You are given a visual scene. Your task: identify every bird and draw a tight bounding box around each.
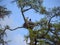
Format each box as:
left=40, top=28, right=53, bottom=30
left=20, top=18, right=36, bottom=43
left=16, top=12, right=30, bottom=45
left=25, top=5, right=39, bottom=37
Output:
left=23, top=18, right=36, bottom=29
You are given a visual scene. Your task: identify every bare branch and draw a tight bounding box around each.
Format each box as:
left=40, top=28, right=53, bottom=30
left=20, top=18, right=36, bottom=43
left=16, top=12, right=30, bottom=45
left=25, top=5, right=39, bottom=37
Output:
left=23, top=7, right=32, bottom=12
left=8, top=27, right=23, bottom=31
left=21, top=7, right=26, bottom=23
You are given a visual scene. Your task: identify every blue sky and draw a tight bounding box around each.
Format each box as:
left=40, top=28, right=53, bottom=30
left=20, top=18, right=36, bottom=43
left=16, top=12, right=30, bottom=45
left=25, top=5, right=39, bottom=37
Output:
left=0, top=0, right=60, bottom=45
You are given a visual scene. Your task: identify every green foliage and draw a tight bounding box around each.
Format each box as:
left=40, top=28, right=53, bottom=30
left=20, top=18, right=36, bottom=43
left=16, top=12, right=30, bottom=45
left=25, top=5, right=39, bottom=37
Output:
left=12, top=0, right=60, bottom=44
left=52, top=7, right=60, bottom=16
left=15, top=0, right=43, bottom=12
left=0, top=6, right=11, bottom=19
left=40, top=6, right=47, bottom=14
left=24, top=7, right=60, bottom=45
left=0, top=25, right=11, bottom=45
left=1, top=0, right=60, bottom=45
left=0, top=27, right=7, bottom=45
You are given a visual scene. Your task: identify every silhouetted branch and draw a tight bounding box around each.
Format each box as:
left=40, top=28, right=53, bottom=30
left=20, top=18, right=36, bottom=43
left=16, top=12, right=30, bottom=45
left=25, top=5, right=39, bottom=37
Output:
left=50, top=30, right=60, bottom=40
left=44, top=15, right=56, bottom=36
left=0, top=26, right=23, bottom=34
left=8, top=27, right=23, bottom=31
left=23, top=7, right=32, bottom=12
left=0, top=27, right=6, bottom=35
left=21, top=7, right=26, bottom=23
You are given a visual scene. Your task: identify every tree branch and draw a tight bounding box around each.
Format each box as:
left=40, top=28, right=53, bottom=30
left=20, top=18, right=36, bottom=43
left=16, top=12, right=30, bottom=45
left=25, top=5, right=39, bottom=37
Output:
left=8, top=27, right=23, bottom=31
left=50, top=30, right=60, bottom=39
left=44, top=15, right=56, bottom=36
left=0, top=28, right=6, bottom=35
left=0, top=26, right=23, bottom=34
left=21, top=7, right=26, bottom=23
left=23, top=7, right=32, bottom=12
